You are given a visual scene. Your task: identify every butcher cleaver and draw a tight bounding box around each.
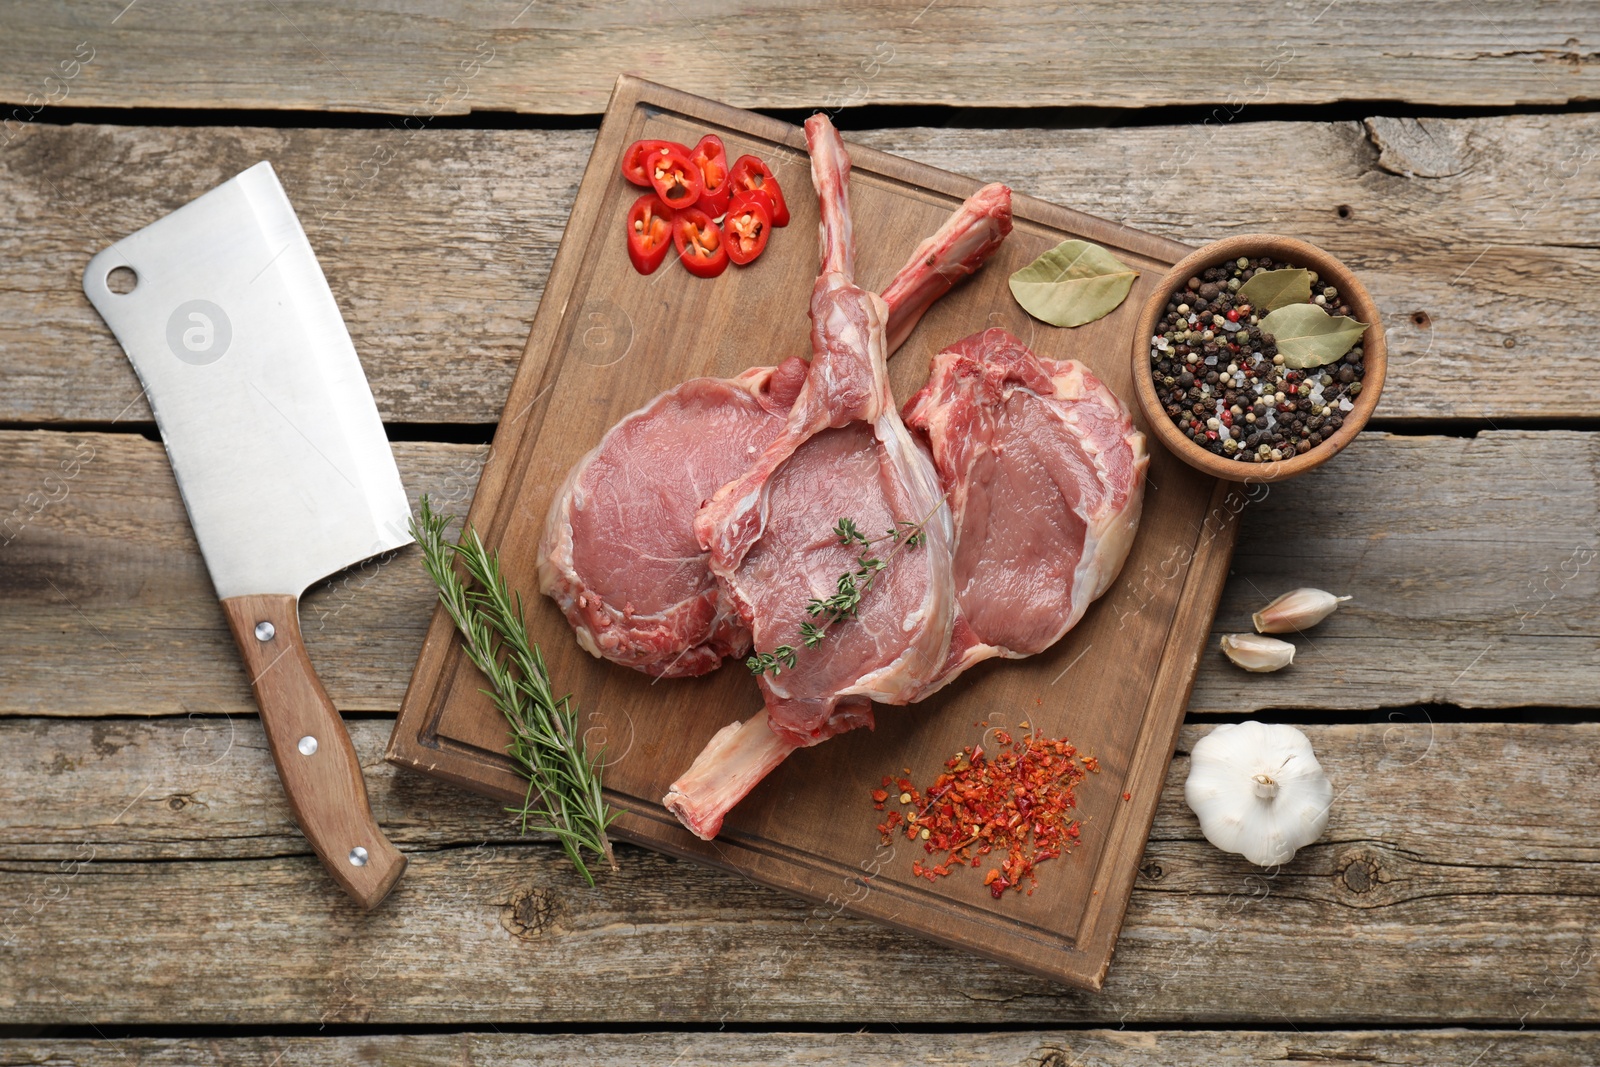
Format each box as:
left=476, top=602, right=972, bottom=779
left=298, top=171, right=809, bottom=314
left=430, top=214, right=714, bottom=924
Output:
left=83, top=161, right=410, bottom=908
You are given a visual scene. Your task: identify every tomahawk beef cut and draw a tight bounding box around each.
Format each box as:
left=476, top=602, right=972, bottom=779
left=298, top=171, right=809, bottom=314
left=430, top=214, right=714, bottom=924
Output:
left=902, top=327, right=1148, bottom=696
left=664, top=115, right=957, bottom=838
left=661, top=326, right=1147, bottom=839
left=662, top=329, right=1152, bottom=838
left=538, top=183, right=1011, bottom=678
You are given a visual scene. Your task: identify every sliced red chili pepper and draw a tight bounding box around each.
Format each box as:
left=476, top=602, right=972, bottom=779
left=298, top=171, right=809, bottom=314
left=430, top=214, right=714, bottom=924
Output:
left=625, top=192, right=674, bottom=276
left=727, top=154, right=790, bottom=227
left=671, top=206, right=727, bottom=278
left=621, top=139, right=686, bottom=187
left=723, top=191, right=771, bottom=266
left=647, top=142, right=704, bottom=208
left=689, top=134, right=732, bottom=217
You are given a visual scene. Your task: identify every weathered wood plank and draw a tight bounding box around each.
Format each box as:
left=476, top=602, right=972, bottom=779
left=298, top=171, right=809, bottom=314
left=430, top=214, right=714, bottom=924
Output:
left=1, top=717, right=1595, bottom=1023
left=2, top=115, right=1598, bottom=424
left=0, top=432, right=482, bottom=716
left=1, top=2, right=1594, bottom=115
left=0, top=124, right=570, bottom=427
left=1, top=1030, right=1594, bottom=1066
left=1, top=429, right=1594, bottom=717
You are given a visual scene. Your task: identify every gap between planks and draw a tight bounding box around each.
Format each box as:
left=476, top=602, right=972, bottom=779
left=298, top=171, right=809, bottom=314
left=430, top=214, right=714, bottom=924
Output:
left=0, top=1030, right=1596, bottom=1066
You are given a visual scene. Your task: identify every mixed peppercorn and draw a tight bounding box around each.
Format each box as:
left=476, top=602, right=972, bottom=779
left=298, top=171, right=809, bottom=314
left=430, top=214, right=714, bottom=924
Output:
left=622, top=133, right=789, bottom=278
left=873, top=728, right=1093, bottom=898
left=1149, top=257, right=1366, bottom=463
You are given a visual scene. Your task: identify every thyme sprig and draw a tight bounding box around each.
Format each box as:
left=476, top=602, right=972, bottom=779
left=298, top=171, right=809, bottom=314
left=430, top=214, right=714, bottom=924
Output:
left=412, top=495, right=617, bottom=885
left=747, top=498, right=945, bottom=677
left=747, top=645, right=798, bottom=676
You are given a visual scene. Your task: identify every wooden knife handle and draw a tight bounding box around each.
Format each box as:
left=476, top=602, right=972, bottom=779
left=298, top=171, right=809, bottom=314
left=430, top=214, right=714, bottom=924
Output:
left=221, top=593, right=406, bottom=909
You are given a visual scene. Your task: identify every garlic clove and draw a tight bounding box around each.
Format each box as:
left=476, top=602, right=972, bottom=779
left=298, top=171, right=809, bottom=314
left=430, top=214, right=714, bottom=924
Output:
left=1220, top=632, right=1295, bottom=672
left=1252, top=587, right=1351, bottom=634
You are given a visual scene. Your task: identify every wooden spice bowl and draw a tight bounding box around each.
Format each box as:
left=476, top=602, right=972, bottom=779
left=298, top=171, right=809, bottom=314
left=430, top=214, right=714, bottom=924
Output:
left=1128, top=234, right=1385, bottom=483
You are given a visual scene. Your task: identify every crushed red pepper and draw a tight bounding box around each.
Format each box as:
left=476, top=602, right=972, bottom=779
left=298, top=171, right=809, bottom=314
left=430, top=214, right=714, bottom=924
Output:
left=874, top=730, right=1090, bottom=898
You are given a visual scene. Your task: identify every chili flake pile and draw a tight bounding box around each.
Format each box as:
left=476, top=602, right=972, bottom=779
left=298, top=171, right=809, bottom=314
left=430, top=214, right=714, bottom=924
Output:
left=873, top=730, right=1093, bottom=898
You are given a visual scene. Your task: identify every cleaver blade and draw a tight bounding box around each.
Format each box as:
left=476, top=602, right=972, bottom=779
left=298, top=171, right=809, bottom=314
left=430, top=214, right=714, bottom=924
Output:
left=84, top=161, right=410, bottom=909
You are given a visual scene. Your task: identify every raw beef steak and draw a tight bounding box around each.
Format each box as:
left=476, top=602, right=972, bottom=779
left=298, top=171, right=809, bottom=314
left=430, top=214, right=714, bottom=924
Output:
left=537, top=359, right=807, bottom=677
left=664, top=116, right=957, bottom=838
left=902, top=327, right=1148, bottom=695
left=539, top=184, right=1010, bottom=678
left=661, top=331, right=1146, bottom=840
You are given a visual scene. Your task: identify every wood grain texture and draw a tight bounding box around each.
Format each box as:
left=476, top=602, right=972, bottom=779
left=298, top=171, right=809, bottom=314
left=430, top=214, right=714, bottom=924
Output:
left=2, top=114, right=1598, bottom=424
left=0, top=1, right=1595, bottom=114
left=0, top=1030, right=1594, bottom=1066
left=1, top=717, right=1594, bottom=1024
left=0, top=432, right=485, bottom=717
left=219, top=592, right=406, bottom=908
left=2, top=428, right=1593, bottom=719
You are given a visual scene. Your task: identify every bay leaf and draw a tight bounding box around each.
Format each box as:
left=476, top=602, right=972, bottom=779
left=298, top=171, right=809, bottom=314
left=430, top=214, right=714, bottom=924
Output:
left=1259, top=303, right=1370, bottom=369
left=1008, top=239, right=1138, bottom=327
left=1236, top=267, right=1314, bottom=311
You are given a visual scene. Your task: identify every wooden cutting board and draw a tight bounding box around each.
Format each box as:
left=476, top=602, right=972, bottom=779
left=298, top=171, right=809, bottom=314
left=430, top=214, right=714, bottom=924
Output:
left=388, top=75, right=1242, bottom=991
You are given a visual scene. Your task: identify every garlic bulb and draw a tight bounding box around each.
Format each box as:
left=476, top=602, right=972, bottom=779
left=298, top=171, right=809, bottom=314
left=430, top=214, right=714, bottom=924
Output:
left=1253, top=588, right=1350, bottom=633
left=1185, top=721, right=1333, bottom=866
left=1220, top=632, right=1295, bottom=672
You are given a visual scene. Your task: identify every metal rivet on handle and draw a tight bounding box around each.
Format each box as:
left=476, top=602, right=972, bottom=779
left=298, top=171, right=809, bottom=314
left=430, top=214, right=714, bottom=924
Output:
left=348, top=846, right=369, bottom=867
left=254, top=621, right=275, bottom=642
left=297, top=735, right=318, bottom=756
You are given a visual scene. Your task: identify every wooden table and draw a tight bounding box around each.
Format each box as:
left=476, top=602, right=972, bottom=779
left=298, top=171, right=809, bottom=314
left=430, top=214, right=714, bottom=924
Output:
left=2, top=3, right=1597, bottom=1062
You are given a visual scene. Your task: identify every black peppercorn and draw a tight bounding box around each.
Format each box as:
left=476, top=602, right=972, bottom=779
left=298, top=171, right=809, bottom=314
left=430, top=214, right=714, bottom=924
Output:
left=1149, top=254, right=1360, bottom=463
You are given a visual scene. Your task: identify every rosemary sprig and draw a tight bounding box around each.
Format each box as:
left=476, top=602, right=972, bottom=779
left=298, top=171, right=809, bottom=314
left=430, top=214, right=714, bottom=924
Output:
left=411, top=495, right=617, bottom=884
left=747, top=498, right=946, bottom=676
